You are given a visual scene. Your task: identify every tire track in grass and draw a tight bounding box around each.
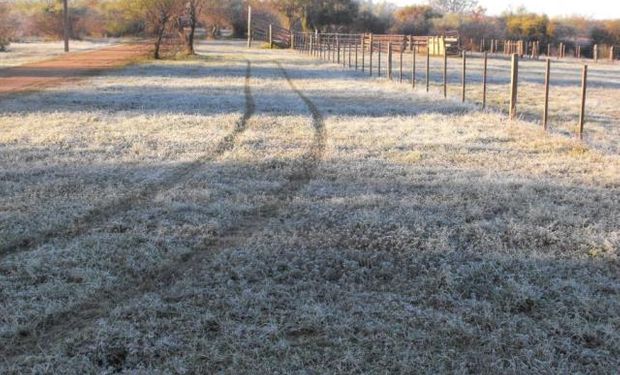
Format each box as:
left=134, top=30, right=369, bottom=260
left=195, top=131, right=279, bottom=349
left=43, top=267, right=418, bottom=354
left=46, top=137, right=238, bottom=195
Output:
left=0, top=60, right=256, bottom=260
left=0, top=60, right=327, bottom=363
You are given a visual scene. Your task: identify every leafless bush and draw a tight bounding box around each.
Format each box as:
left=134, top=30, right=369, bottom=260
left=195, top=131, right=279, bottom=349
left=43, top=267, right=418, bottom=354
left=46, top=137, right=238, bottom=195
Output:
left=0, top=2, right=15, bottom=51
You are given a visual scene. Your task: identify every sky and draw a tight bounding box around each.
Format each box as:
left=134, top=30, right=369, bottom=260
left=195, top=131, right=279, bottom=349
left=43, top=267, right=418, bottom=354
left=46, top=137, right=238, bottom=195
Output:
left=389, top=0, right=620, bottom=19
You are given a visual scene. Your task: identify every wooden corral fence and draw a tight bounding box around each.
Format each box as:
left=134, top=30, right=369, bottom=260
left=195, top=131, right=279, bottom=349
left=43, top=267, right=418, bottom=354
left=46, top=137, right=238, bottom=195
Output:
left=480, top=38, right=618, bottom=62
left=247, top=11, right=291, bottom=49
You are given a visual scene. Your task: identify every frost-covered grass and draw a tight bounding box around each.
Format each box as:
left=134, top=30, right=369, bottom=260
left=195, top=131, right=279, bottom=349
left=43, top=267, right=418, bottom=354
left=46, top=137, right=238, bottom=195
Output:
left=0, top=40, right=117, bottom=68
left=0, top=41, right=619, bottom=373
left=360, top=50, right=620, bottom=153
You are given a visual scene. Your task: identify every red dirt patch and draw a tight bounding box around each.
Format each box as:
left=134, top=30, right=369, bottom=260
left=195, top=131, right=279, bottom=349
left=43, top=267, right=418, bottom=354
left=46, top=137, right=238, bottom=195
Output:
left=0, top=43, right=152, bottom=96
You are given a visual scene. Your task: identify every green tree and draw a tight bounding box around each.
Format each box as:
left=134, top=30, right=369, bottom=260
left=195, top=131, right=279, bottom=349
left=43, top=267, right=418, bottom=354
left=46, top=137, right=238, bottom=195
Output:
left=307, top=0, right=358, bottom=31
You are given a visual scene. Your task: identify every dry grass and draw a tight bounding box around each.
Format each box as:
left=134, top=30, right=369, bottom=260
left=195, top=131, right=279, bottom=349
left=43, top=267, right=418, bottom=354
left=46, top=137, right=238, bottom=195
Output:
left=0, top=40, right=618, bottom=373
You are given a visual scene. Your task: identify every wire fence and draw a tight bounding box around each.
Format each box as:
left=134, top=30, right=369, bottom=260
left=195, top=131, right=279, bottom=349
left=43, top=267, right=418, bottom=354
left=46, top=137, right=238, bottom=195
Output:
left=246, top=13, right=618, bottom=147
left=286, top=31, right=617, bottom=143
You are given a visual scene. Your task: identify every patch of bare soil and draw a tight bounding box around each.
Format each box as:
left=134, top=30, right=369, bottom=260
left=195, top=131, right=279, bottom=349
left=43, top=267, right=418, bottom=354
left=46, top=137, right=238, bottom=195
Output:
left=0, top=44, right=151, bottom=95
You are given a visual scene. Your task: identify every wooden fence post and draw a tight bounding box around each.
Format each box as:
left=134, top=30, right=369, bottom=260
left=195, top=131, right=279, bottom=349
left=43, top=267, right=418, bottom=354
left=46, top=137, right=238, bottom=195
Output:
left=594, top=44, right=598, bottom=62
left=399, top=47, right=403, bottom=83
left=327, top=36, right=330, bottom=60
left=315, top=34, right=318, bottom=56
left=361, top=36, right=365, bottom=72
left=482, top=52, right=487, bottom=109
left=388, top=42, right=393, bottom=79
left=610, top=46, right=615, bottom=62
left=63, top=0, right=69, bottom=52
left=326, top=37, right=330, bottom=60
left=268, top=24, right=273, bottom=49
left=563, top=43, right=567, bottom=58
left=412, top=45, right=416, bottom=89
left=461, top=51, right=466, bottom=102
left=369, top=34, right=373, bottom=76
left=443, top=49, right=447, bottom=98
left=368, top=34, right=373, bottom=76
left=509, top=53, right=519, bottom=120
left=348, top=39, right=352, bottom=67
left=543, top=58, right=551, bottom=130
left=337, top=37, right=340, bottom=64
left=348, top=38, right=351, bottom=66
left=378, top=42, right=382, bottom=77
left=247, top=6, right=252, bottom=48
left=579, top=64, right=588, bottom=139
left=314, top=32, right=317, bottom=56
left=426, top=37, right=430, bottom=92
left=355, top=38, right=358, bottom=70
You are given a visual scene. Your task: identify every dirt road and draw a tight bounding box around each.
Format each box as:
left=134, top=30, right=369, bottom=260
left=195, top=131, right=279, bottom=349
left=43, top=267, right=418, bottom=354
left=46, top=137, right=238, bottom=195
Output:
left=0, top=43, right=151, bottom=95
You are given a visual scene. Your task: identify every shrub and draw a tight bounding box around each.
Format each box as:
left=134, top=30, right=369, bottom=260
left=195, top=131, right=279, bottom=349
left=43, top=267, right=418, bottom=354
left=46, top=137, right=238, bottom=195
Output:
left=0, top=2, right=13, bottom=51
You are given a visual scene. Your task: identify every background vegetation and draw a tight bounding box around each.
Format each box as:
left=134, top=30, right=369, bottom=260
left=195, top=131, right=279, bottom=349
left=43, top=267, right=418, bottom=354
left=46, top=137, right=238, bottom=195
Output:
left=1, top=0, right=619, bottom=56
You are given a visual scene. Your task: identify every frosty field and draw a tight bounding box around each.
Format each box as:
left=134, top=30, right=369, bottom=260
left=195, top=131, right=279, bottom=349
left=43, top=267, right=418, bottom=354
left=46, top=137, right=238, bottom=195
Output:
left=0, top=40, right=618, bottom=373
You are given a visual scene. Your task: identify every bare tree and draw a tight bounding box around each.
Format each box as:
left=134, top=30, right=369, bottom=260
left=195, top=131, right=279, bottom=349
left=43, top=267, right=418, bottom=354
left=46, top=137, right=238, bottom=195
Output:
left=176, top=0, right=204, bottom=55
left=63, top=0, right=69, bottom=52
left=143, top=0, right=179, bottom=59
left=429, top=0, right=478, bottom=14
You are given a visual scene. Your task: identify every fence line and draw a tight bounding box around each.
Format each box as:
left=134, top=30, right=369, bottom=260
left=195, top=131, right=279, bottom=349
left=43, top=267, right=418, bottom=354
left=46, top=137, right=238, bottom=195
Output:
left=284, top=31, right=599, bottom=141
left=248, top=23, right=606, bottom=140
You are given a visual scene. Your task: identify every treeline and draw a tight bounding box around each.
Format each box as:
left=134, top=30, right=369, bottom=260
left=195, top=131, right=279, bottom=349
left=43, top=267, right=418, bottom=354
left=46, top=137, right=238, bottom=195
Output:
left=2, top=0, right=620, bottom=55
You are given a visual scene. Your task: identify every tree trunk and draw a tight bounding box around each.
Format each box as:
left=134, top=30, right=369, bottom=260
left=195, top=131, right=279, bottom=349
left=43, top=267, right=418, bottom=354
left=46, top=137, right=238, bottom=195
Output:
left=154, top=24, right=166, bottom=59
left=186, top=4, right=197, bottom=55
left=187, top=22, right=196, bottom=55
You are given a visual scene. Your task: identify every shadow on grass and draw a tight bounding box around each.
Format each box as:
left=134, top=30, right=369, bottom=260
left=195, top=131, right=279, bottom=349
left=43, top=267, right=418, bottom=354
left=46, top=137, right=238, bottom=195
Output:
left=0, top=150, right=618, bottom=372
